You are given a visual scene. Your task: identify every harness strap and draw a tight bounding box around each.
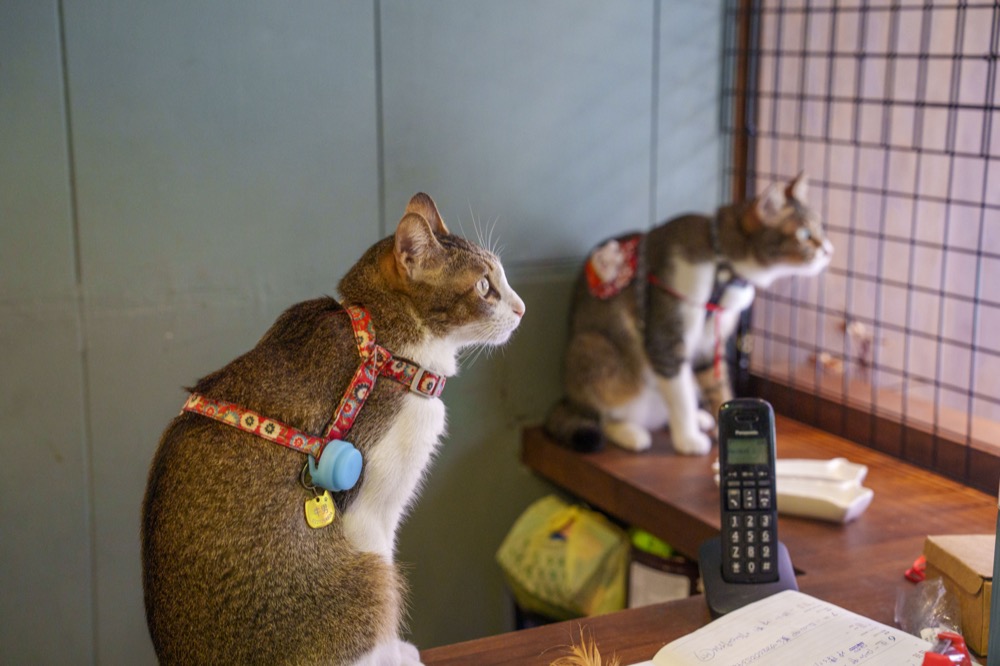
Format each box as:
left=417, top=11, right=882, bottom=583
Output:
left=647, top=273, right=728, bottom=379
left=182, top=304, right=445, bottom=461
left=182, top=393, right=327, bottom=458
left=347, top=305, right=445, bottom=397
left=325, top=306, right=445, bottom=439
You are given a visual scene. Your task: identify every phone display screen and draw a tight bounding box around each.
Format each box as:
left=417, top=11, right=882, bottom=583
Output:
left=726, top=436, right=769, bottom=465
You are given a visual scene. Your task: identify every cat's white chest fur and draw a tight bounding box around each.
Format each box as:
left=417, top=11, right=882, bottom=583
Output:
left=670, top=257, right=757, bottom=350
left=341, top=394, right=446, bottom=561
left=695, top=281, right=756, bottom=362
left=337, top=263, right=523, bottom=562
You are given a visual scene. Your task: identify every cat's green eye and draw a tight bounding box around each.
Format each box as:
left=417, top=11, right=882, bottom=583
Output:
left=795, top=227, right=811, bottom=242
left=476, top=277, right=490, bottom=297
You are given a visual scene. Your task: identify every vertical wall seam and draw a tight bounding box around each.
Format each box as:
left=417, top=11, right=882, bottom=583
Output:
left=58, top=3, right=83, bottom=288
left=374, top=0, right=386, bottom=237
left=56, top=1, right=98, bottom=664
left=649, top=0, right=661, bottom=227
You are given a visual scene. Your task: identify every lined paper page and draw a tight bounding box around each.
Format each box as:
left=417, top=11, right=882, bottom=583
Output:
left=650, top=590, right=928, bottom=666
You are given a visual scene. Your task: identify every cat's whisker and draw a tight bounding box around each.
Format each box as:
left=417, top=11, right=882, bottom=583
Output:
left=454, top=212, right=468, bottom=239
left=458, top=343, right=488, bottom=370
left=488, top=216, right=500, bottom=256
left=469, top=204, right=486, bottom=250
left=459, top=323, right=516, bottom=368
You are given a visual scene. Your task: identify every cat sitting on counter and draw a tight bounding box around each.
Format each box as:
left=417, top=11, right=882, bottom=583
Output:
left=546, top=174, right=832, bottom=455
left=142, top=193, right=524, bottom=665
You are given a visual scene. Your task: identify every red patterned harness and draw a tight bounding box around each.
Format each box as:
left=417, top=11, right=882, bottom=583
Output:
left=182, top=305, right=445, bottom=463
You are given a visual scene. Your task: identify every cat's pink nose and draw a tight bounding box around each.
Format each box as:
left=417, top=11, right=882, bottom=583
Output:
left=512, top=300, right=525, bottom=318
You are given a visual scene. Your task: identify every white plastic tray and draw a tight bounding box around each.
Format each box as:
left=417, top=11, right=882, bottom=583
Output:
left=775, top=457, right=868, bottom=485
left=712, top=457, right=874, bottom=523
left=776, top=477, right=874, bottom=523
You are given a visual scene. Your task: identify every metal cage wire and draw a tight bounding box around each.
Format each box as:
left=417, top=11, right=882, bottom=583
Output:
left=723, top=0, right=1000, bottom=492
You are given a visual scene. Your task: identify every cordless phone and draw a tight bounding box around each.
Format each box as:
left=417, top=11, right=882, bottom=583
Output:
left=718, top=398, right=780, bottom=584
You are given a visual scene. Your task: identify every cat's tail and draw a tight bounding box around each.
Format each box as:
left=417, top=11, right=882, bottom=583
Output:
left=544, top=398, right=604, bottom=453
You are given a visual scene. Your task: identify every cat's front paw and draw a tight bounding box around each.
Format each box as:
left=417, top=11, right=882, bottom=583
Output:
left=398, top=640, right=423, bottom=665
left=356, top=638, right=424, bottom=665
left=603, top=421, right=652, bottom=452
left=672, top=429, right=711, bottom=456
left=696, top=409, right=716, bottom=433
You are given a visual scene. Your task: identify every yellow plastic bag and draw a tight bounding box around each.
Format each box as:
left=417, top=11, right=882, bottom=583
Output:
left=496, top=495, right=629, bottom=621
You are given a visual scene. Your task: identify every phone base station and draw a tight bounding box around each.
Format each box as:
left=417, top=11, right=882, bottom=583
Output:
left=699, top=536, right=798, bottom=617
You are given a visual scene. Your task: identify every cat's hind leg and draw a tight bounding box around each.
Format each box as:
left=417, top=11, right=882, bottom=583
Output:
left=555, top=329, right=648, bottom=452
left=601, top=370, right=670, bottom=452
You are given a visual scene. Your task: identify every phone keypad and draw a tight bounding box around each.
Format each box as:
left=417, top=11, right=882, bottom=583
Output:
left=722, top=470, right=778, bottom=582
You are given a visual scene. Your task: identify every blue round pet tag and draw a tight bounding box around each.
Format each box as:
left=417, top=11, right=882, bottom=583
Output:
left=308, top=440, right=362, bottom=492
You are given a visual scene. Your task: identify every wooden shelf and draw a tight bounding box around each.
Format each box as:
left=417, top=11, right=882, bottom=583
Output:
left=422, top=417, right=996, bottom=665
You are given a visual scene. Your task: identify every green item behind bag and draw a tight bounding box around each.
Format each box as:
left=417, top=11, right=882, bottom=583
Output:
left=629, top=527, right=674, bottom=559
left=496, top=495, right=629, bottom=621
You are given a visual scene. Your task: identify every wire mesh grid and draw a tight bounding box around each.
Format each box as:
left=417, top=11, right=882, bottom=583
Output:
left=722, top=0, right=1000, bottom=491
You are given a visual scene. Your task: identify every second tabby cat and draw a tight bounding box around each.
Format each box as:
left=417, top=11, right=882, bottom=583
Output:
left=546, top=174, right=831, bottom=455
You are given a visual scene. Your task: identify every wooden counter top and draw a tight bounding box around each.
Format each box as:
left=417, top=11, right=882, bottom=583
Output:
left=422, top=416, right=996, bottom=665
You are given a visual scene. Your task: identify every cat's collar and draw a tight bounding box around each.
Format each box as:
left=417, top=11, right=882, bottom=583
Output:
left=336, top=305, right=446, bottom=402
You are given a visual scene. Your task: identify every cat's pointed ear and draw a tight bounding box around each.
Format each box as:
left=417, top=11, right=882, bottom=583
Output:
left=405, top=193, right=449, bottom=235
left=394, top=212, right=444, bottom=280
left=786, top=172, right=809, bottom=203
left=744, top=181, right=787, bottom=233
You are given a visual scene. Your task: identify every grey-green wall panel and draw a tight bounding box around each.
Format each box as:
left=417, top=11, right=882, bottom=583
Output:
left=380, top=1, right=660, bottom=646
left=58, top=1, right=381, bottom=662
left=0, top=1, right=727, bottom=660
left=61, top=1, right=380, bottom=305
left=380, top=0, right=656, bottom=264
left=0, top=307, right=93, bottom=663
left=1, top=0, right=76, bottom=300
left=397, top=272, right=574, bottom=647
left=656, top=1, right=725, bottom=221
left=0, top=2, right=94, bottom=664
left=86, top=302, right=283, bottom=665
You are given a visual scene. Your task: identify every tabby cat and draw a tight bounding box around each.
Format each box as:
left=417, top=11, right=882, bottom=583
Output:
left=546, top=174, right=831, bottom=455
left=142, top=193, right=524, bottom=665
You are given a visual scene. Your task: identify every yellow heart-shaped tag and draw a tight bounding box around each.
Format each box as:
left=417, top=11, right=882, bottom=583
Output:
left=305, top=491, right=335, bottom=529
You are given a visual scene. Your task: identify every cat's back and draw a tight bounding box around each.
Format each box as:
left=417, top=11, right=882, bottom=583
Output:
left=141, top=298, right=403, bottom=665
left=645, top=212, right=716, bottom=266
left=142, top=297, right=364, bottom=537
left=568, top=213, right=715, bottom=320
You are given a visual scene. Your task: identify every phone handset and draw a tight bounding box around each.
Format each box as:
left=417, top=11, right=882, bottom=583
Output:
left=699, top=398, right=798, bottom=616
left=718, top=398, right=780, bottom=583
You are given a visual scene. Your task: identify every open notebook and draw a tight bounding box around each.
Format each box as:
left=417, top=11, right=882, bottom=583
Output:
left=630, top=590, right=929, bottom=666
